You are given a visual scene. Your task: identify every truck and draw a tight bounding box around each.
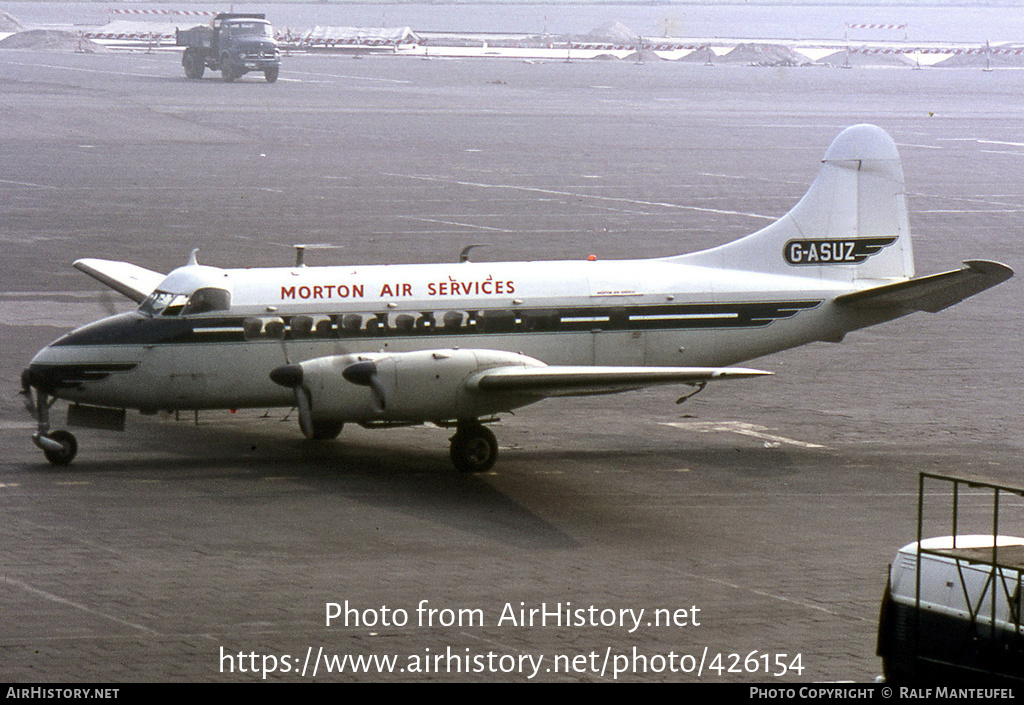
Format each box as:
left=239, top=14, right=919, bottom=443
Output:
left=176, top=13, right=281, bottom=83
left=877, top=473, right=1024, bottom=683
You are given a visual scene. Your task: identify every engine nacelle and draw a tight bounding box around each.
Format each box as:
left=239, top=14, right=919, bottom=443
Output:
left=272, top=349, right=546, bottom=424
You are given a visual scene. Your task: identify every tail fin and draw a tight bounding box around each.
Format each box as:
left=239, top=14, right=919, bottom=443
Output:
left=674, top=124, right=914, bottom=282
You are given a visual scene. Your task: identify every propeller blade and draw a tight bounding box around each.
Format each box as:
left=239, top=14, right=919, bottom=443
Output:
left=269, top=363, right=316, bottom=437
left=295, top=386, right=314, bottom=439
left=342, top=360, right=386, bottom=412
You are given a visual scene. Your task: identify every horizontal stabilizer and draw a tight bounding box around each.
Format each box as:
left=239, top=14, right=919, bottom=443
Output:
left=74, top=258, right=166, bottom=303
left=834, top=260, right=1013, bottom=313
left=469, top=366, right=771, bottom=398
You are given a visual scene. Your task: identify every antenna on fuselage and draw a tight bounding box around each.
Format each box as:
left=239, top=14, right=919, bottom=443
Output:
left=188, top=248, right=200, bottom=266
left=293, top=243, right=343, bottom=267
left=459, top=244, right=490, bottom=262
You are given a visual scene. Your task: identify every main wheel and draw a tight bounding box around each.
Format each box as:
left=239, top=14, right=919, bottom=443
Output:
left=264, top=67, right=279, bottom=83
left=449, top=424, right=498, bottom=473
left=308, top=419, right=343, bottom=441
left=42, top=430, right=77, bottom=466
left=182, top=49, right=205, bottom=79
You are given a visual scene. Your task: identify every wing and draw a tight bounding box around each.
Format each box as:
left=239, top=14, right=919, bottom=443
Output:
left=468, top=365, right=771, bottom=398
left=835, top=260, right=1013, bottom=314
left=73, top=258, right=166, bottom=303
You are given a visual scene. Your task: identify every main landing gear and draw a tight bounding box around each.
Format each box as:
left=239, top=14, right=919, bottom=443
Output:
left=21, top=375, right=78, bottom=466
left=449, top=422, right=498, bottom=474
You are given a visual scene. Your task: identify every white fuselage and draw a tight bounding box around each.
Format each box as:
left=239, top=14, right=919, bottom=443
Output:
left=29, top=256, right=870, bottom=413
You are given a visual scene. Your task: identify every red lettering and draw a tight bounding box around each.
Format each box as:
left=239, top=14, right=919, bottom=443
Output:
left=380, top=284, right=393, bottom=297
left=313, top=286, right=323, bottom=298
left=281, top=286, right=296, bottom=299
left=402, top=283, right=412, bottom=296
left=421, top=280, right=516, bottom=296
left=298, top=286, right=311, bottom=299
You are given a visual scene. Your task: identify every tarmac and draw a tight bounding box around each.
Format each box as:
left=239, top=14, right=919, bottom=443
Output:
left=0, top=49, right=1021, bottom=682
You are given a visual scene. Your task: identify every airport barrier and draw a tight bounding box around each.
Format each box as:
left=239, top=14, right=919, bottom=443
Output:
left=70, top=18, right=1024, bottom=66
left=108, top=9, right=218, bottom=17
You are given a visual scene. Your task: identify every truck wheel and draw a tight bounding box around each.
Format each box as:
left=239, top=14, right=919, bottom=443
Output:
left=264, top=67, right=279, bottom=83
left=182, top=49, right=205, bottom=79
left=221, top=56, right=237, bottom=82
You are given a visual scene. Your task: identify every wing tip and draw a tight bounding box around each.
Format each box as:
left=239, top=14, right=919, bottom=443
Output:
left=72, top=258, right=165, bottom=304
left=963, top=259, right=1014, bottom=283
left=713, top=368, right=773, bottom=379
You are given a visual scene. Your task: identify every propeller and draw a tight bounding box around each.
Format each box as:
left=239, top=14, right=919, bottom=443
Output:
left=269, top=363, right=314, bottom=438
left=268, top=313, right=359, bottom=435
left=341, top=360, right=387, bottom=413
left=270, top=322, right=309, bottom=429
left=98, top=288, right=118, bottom=317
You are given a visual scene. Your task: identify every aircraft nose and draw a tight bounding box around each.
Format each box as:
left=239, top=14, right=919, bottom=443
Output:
left=24, top=359, right=140, bottom=392
left=269, top=363, right=303, bottom=388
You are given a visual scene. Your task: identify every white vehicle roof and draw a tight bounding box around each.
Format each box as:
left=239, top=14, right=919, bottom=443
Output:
left=899, top=535, right=1024, bottom=554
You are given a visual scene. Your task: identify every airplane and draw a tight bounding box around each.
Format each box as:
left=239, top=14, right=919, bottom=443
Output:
left=21, top=124, right=1013, bottom=472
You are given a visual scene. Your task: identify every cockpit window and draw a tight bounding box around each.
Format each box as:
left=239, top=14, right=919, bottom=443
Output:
left=224, top=21, right=273, bottom=37
left=139, top=290, right=189, bottom=317
left=181, top=287, right=231, bottom=316
left=139, top=288, right=230, bottom=317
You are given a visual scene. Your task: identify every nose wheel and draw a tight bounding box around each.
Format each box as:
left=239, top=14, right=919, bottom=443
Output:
left=22, top=375, right=78, bottom=466
left=449, top=422, right=498, bottom=473
left=36, top=430, right=78, bottom=466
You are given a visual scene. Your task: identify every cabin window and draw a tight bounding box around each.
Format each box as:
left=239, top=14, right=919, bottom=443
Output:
left=394, top=314, right=414, bottom=333
left=242, top=316, right=285, bottom=340
left=481, top=309, right=516, bottom=333
left=313, top=316, right=335, bottom=338
left=416, top=312, right=435, bottom=331
left=243, top=318, right=264, bottom=340
left=608, top=307, right=629, bottom=328
left=263, top=318, right=286, bottom=339
left=521, top=309, right=560, bottom=332
left=365, top=314, right=388, bottom=335
left=286, top=314, right=334, bottom=339
left=289, top=315, right=315, bottom=337
left=340, top=313, right=362, bottom=333
left=442, top=311, right=463, bottom=330
left=181, top=287, right=231, bottom=316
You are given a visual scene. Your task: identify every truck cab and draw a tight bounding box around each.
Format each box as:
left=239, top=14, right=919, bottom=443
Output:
left=177, top=13, right=281, bottom=83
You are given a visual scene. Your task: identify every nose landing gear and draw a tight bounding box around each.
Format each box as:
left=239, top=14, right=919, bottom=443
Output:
left=21, top=372, right=78, bottom=466
left=35, top=429, right=78, bottom=466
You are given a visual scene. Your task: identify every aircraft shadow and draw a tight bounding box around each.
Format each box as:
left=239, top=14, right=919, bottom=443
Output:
left=43, top=421, right=580, bottom=549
